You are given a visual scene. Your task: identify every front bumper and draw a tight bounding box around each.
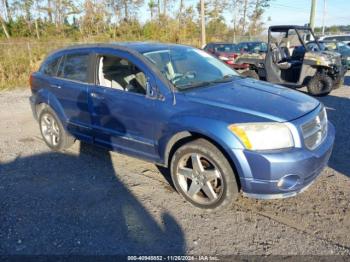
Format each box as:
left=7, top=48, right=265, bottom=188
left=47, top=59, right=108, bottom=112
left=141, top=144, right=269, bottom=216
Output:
left=232, top=122, right=335, bottom=199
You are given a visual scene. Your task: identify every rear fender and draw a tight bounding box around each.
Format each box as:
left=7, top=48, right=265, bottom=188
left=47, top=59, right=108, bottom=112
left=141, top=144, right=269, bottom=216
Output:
left=33, top=89, right=68, bottom=126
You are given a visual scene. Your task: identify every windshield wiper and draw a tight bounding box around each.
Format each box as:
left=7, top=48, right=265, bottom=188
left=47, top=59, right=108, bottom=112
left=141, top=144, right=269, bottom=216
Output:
left=176, top=81, right=214, bottom=90
left=212, top=74, right=239, bottom=83
left=176, top=75, right=239, bottom=91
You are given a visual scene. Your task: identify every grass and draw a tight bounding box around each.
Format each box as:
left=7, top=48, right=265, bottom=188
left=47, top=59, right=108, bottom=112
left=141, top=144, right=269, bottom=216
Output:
left=0, top=40, right=73, bottom=90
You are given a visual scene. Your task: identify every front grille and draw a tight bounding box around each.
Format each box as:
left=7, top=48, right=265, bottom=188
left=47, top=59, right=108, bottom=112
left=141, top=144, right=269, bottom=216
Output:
left=301, top=107, right=328, bottom=150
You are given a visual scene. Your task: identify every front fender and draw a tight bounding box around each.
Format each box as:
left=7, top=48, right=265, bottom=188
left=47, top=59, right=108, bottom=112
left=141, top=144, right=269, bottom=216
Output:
left=159, top=116, right=245, bottom=168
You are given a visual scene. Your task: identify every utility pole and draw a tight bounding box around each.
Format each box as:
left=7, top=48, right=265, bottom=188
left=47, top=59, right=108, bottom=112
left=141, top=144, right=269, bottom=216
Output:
left=200, top=0, right=206, bottom=47
left=309, top=0, right=317, bottom=31
left=322, top=0, right=326, bottom=35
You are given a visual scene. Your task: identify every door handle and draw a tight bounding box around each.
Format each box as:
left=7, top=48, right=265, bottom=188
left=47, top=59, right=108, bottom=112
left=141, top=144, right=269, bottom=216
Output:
left=90, top=92, right=104, bottom=100
left=50, top=84, right=61, bottom=89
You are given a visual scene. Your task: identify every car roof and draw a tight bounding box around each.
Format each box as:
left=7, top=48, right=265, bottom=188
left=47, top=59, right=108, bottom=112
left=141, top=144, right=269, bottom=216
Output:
left=206, top=42, right=236, bottom=45
left=321, top=34, right=350, bottom=38
left=269, top=25, right=310, bottom=32
left=238, top=41, right=265, bottom=44
left=308, top=40, right=338, bottom=44
left=50, top=42, right=192, bottom=56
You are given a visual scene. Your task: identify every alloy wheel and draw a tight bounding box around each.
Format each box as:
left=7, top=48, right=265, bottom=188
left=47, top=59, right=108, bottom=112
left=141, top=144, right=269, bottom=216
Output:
left=40, top=113, right=60, bottom=147
left=176, top=153, right=224, bottom=205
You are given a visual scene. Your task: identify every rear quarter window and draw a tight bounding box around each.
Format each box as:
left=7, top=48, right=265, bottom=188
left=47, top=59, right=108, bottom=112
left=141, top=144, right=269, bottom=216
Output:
left=40, top=56, right=62, bottom=76
left=58, top=53, right=89, bottom=82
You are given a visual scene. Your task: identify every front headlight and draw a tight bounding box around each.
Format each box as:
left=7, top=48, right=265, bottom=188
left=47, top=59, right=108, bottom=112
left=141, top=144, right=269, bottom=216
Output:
left=228, top=123, right=294, bottom=150
left=346, top=56, right=350, bottom=61
left=218, top=56, right=229, bottom=61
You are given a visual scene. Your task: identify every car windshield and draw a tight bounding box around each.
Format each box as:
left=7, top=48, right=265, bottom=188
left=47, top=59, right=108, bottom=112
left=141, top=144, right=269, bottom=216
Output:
left=239, top=42, right=265, bottom=52
left=143, top=47, right=239, bottom=91
left=214, top=44, right=239, bottom=53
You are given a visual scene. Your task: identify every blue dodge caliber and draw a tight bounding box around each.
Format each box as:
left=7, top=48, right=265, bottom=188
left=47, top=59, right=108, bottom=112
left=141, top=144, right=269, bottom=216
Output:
left=29, top=43, right=335, bottom=210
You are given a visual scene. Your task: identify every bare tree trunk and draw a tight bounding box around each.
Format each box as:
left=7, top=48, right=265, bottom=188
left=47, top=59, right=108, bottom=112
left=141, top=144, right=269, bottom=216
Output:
left=157, top=0, right=161, bottom=20
left=47, top=0, right=53, bottom=23
left=163, top=0, right=167, bottom=16
left=34, top=19, right=40, bottom=39
left=179, top=0, right=184, bottom=20
left=0, top=15, right=10, bottom=39
left=124, top=1, right=128, bottom=20
left=2, top=0, right=11, bottom=21
left=200, top=0, right=206, bottom=47
left=242, top=0, right=248, bottom=34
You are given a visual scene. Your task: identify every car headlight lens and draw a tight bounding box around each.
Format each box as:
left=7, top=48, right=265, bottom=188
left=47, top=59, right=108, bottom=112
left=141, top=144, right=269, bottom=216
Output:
left=347, top=56, right=350, bottom=61
left=218, top=56, right=229, bottom=61
left=228, top=123, right=294, bottom=150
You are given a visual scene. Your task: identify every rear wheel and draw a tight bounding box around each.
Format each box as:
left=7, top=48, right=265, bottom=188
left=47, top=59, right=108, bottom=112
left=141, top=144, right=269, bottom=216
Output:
left=307, top=73, right=332, bottom=96
left=241, top=70, right=259, bottom=80
left=170, top=139, right=239, bottom=211
left=39, top=107, right=75, bottom=151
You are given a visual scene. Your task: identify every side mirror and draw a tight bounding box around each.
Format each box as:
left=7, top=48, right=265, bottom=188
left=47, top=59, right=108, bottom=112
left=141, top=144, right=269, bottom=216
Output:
left=146, top=80, right=163, bottom=100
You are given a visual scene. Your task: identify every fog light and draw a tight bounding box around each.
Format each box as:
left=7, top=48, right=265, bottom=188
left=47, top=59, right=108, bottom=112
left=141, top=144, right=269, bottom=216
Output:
left=277, top=174, right=300, bottom=190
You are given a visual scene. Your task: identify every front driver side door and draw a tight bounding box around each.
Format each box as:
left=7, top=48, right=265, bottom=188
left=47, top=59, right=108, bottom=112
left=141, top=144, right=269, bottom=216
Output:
left=89, top=50, right=160, bottom=162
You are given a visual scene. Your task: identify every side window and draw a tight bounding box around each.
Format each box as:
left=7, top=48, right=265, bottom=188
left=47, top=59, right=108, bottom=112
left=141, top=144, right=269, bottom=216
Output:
left=41, top=56, right=61, bottom=77
left=58, top=53, right=89, bottom=82
left=97, top=55, right=147, bottom=95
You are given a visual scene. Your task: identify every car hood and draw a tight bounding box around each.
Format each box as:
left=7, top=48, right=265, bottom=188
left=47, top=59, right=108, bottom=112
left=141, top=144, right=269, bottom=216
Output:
left=184, top=78, right=320, bottom=122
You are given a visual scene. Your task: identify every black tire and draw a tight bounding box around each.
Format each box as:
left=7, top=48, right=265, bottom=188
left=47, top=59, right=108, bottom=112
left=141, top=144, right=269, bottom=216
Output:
left=241, top=70, right=259, bottom=80
left=170, top=138, right=239, bottom=211
left=307, top=73, right=333, bottom=96
left=39, top=106, right=75, bottom=151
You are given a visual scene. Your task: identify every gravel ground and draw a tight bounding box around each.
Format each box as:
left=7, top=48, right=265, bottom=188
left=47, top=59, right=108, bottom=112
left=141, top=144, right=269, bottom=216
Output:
left=0, top=77, right=350, bottom=256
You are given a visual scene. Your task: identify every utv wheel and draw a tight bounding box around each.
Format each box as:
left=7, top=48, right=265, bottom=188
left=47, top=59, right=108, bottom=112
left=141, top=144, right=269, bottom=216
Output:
left=170, top=139, right=239, bottom=211
left=39, top=107, right=75, bottom=151
left=307, top=73, right=332, bottom=96
left=241, top=70, right=259, bottom=80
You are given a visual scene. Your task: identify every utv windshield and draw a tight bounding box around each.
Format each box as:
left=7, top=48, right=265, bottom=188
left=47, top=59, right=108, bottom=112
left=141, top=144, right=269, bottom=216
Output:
left=270, top=28, right=318, bottom=49
left=143, top=47, right=239, bottom=91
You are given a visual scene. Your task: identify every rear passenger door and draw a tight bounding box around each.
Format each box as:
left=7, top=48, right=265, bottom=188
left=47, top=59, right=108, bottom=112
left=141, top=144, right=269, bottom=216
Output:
left=89, top=50, right=158, bottom=161
left=52, top=52, right=93, bottom=141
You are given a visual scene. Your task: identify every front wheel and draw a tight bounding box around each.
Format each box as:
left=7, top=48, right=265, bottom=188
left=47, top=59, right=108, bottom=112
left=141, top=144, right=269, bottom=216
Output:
left=307, top=73, right=332, bottom=96
left=170, top=139, right=239, bottom=211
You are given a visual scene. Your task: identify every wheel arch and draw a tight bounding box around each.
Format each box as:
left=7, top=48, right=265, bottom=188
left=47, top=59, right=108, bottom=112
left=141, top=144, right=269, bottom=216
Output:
left=163, top=130, right=243, bottom=190
left=33, top=89, right=68, bottom=125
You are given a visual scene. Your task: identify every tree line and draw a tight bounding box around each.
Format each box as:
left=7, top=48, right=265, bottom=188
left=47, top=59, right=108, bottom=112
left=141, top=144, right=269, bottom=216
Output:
left=0, top=0, right=271, bottom=43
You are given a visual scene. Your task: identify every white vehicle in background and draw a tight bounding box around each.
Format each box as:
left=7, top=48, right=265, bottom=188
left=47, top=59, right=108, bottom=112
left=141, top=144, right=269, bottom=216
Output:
left=319, top=35, right=350, bottom=46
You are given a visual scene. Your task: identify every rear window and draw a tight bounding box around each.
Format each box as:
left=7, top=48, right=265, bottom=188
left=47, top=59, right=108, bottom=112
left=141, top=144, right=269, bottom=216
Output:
left=58, top=53, right=89, bottom=82
left=214, top=44, right=239, bottom=52
left=41, top=56, right=61, bottom=76
left=324, top=36, right=350, bottom=42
